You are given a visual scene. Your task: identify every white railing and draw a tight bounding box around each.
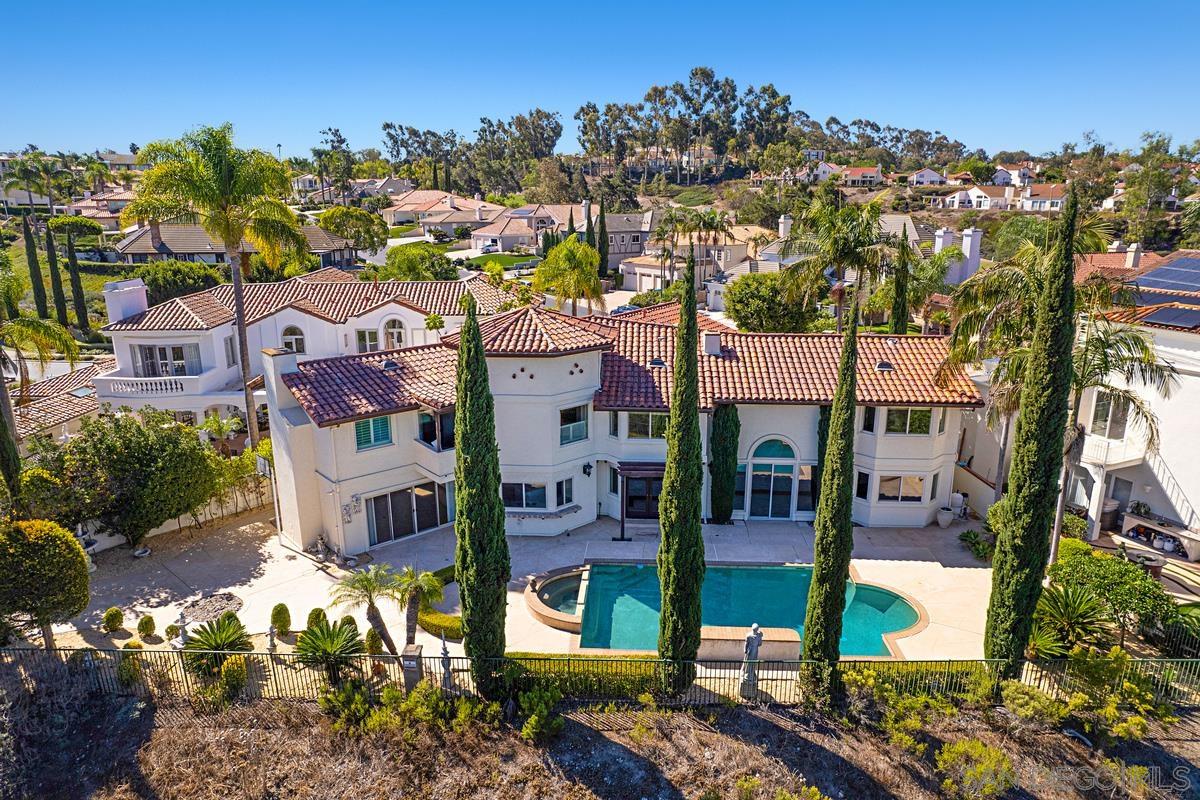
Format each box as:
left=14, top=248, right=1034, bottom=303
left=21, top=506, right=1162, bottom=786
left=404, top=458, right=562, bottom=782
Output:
left=93, top=373, right=202, bottom=397
left=1080, top=434, right=1146, bottom=467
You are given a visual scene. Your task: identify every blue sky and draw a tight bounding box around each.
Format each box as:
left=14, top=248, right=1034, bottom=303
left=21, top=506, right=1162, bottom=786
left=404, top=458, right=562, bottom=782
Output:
left=7, top=0, right=1198, bottom=159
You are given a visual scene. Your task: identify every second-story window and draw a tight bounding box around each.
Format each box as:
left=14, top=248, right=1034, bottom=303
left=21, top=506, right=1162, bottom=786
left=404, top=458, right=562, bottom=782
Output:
left=134, top=344, right=201, bottom=378
left=281, top=325, right=306, bottom=354
left=418, top=410, right=455, bottom=451
left=628, top=412, right=668, bottom=439
left=356, top=329, right=379, bottom=353
left=384, top=319, right=405, bottom=350
left=559, top=405, right=588, bottom=445
left=1090, top=391, right=1129, bottom=440
left=885, top=408, right=932, bottom=435
left=223, top=335, right=238, bottom=367
left=354, top=416, right=392, bottom=450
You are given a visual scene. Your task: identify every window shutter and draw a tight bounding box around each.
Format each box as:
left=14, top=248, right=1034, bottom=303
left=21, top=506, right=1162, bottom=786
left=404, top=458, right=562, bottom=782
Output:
left=372, top=416, right=390, bottom=444
left=355, top=420, right=372, bottom=449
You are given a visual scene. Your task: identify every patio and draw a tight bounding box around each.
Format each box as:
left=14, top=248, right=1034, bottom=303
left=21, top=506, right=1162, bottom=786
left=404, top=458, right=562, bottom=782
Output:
left=59, top=512, right=991, bottom=661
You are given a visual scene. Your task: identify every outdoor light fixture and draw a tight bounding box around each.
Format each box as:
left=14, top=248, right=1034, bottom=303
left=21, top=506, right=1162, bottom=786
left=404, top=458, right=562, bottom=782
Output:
left=582, top=462, right=593, bottom=477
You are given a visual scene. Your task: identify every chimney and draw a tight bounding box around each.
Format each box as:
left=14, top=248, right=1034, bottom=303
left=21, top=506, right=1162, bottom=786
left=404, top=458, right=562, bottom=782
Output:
left=1107, top=239, right=1127, bottom=253
left=149, top=220, right=162, bottom=249
left=778, top=214, right=793, bottom=239
left=445, top=195, right=457, bottom=210
left=933, top=227, right=955, bottom=254
left=475, top=205, right=484, bottom=221
left=1125, top=243, right=1142, bottom=271
left=961, top=227, right=982, bottom=277
left=703, top=331, right=722, bottom=356
left=474, top=193, right=482, bottom=201
left=102, top=277, right=149, bottom=323
left=581, top=198, right=591, bottom=222
left=261, top=347, right=300, bottom=414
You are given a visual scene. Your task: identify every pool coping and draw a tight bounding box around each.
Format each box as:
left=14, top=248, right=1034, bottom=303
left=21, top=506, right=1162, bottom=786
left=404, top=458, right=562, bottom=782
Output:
left=529, top=557, right=931, bottom=660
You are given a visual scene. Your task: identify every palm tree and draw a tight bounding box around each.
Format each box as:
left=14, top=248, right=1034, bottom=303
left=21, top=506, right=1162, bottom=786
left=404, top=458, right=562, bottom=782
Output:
left=779, top=184, right=886, bottom=332
left=875, top=232, right=961, bottom=334
left=0, top=265, right=78, bottom=442
left=121, top=124, right=305, bottom=446
left=394, top=565, right=444, bottom=646
left=330, top=563, right=402, bottom=655
left=533, top=237, right=606, bottom=316
left=32, top=154, right=68, bottom=217
left=1034, top=582, right=1110, bottom=649
left=199, top=411, right=244, bottom=457
left=82, top=155, right=114, bottom=194
left=295, top=618, right=364, bottom=685
left=2, top=156, right=40, bottom=214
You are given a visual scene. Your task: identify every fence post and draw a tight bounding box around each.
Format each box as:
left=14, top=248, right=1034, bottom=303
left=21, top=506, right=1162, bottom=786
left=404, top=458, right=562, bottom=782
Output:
left=401, top=644, right=423, bottom=692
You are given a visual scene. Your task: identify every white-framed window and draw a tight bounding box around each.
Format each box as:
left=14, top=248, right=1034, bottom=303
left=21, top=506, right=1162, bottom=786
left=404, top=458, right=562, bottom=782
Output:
left=556, top=478, right=574, bottom=507
left=502, top=482, right=546, bottom=509
left=855, top=471, right=870, bottom=500
left=559, top=404, right=589, bottom=445
left=878, top=474, right=925, bottom=503
left=354, top=416, right=392, bottom=450
left=628, top=412, right=668, bottom=439
left=609, top=466, right=619, bottom=495
left=861, top=406, right=876, bottom=433
left=1090, top=391, right=1129, bottom=440
left=885, top=408, right=932, bottom=435
left=281, top=325, right=306, bottom=354
left=930, top=471, right=941, bottom=503
left=383, top=319, right=405, bottom=350
left=608, top=234, right=615, bottom=244
left=631, top=234, right=640, bottom=244
left=356, top=329, right=379, bottom=353
left=224, top=335, right=238, bottom=367
left=609, top=411, right=619, bottom=437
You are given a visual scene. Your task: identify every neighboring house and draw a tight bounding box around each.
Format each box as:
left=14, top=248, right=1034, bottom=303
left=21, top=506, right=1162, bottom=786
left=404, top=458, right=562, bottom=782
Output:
left=928, top=189, right=974, bottom=210
left=291, top=173, right=322, bottom=196
left=604, top=211, right=653, bottom=269
left=1101, top=184, right=1181, bottom=212
left=797, top=161, right=840, bottom=184
left=945, top=171, right=974, bottom=186
left=11, top=357, right=116, bottom=450
left=909, top=168, right=946, bottom=187
left=619, top=254, right=686, bottom=294
left=966, top=185, right=1014, bottom=211
left=417, top=202, right=506, bottom=238
left=306, top=176, right=415, bottom=206
left=66, top=187, right=136, bottom=231
left=842, top=166, right=883, bottom=187
left=1019, top=183, right=1068, bottom=212
left=380, top=190, right=489, bottom=226
left=931, top=227, right=983, bottom=285
left=992, top=164, right=1033, bottom=187
left=95, top=151, right=146, bottom=172
left=471, top=201, right=598, bottom=253
left=94, top=268, right=529, bottom=427
left=263, top=303, right=982, bottom=555
left=113, top=223, right=357, bottom=267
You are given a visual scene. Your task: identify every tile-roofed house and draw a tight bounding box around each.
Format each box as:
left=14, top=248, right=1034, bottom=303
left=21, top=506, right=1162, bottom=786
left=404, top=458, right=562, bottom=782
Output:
left=841, top=166, right=883, bottom=187
left=10, top=357, right=116, bottom=443
left=610, top=301, right=734, bottom=333
left=102, top=270, right=520, bottom=332
left=114, top=223, right=356, bottom=267
left=441, top=305, right=613, bottom=357
left=1020, top=183, right=1067, bottom=212
left=66, top=187, right=137, bottom=230
left=380, top=190, right=489, bottom=225
left=1073, top=247, right=1165, bottom=285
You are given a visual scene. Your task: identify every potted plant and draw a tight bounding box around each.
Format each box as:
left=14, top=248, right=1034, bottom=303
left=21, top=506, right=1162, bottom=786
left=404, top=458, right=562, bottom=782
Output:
left=936, top=506, right=955, bottom=529
left=1129, top=500, right=1152, bottom=519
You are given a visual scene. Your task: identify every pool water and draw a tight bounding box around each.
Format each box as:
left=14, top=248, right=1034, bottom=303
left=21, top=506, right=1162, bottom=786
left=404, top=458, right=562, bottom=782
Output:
left=539, top=573, right=583, bottom=615
left=578, top=563, right=919, bottom=656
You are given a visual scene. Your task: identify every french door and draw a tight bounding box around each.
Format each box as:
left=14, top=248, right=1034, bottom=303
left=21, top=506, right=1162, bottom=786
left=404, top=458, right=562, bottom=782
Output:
left=749, top=462, right=793, bottom=519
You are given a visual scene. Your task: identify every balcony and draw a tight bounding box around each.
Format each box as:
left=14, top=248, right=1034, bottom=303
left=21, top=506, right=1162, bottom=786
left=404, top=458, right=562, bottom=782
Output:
left=1080, top=434, right=1146, bottom=469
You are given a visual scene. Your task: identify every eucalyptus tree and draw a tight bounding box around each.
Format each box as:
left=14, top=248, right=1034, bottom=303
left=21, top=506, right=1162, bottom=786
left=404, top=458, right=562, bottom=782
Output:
left=122, top=124, right=306, bottom=446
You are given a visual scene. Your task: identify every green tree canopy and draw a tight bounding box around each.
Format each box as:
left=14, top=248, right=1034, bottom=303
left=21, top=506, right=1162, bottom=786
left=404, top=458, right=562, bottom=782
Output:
left=373, top=242, right=458, bottom=281
left=0, top=519, right=89, bottom=648
left=319, top=205, right=388, bottom=252
left=133, top=260, right=225, bottom=305
left=533, top=237, right=605, bottom=315
left=723, top=272, right=819, bottom=332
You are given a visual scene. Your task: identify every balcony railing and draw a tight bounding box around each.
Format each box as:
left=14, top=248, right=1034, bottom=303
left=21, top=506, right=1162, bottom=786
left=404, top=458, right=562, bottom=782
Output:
left=1080, top=434, right=1146, bottom=467
left=93, top=372, right=204, bottom=397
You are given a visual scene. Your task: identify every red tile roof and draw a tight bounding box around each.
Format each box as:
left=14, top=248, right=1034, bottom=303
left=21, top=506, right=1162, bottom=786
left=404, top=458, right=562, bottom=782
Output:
left=11, top=358, right=116, bottom=439
left=611, top=302, right=734, bottom=333
left=103, top=271, right=523, bottom=332
left=441, top=305, right=613, bottom=357
left=1073, top=251, right=1165, bottom=284
left=1106, top=301, right=1200, bottom=334
left=282, top=313, right=981, bottom=426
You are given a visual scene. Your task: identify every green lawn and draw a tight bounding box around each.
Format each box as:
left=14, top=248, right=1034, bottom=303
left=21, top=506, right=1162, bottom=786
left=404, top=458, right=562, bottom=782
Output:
left=388, top=224, right=417, bottom=236
left=666, top=184, right=715, bottom=207
left=465, top=254, right=531, bottom=268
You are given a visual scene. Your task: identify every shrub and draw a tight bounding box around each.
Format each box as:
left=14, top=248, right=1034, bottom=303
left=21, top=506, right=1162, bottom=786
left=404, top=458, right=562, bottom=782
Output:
left=734, top=775, right=761, bottom=800
left=319, top=677, right=372, bottom=731
left=116, top=650, right=143, bottom=687
left=1061, top=512, right=1088, bottom=539
left=306, top=607, right=329, bottom=630
left=518, top=683, right=564, bottom=742
left=958, top=528, right=995, bottom=561
left=418, top=608, right=463, bottom=640
left=270, top=603, right=291, bottom=637
left=219, top=654, right=249, bottom=700
left=102, top=607, right=124, bottom=633
left=339, top=615, right=358, bottom=634
left=122, top=639, right=144, bottom=650
left=1050, top=541, right=1177, bottom=644
left=183, top=614, right=253, bottom=676
left=1000, top=680, right=1067, bottom=726
left=1034, top=582, right=1110, bottom=648
left=1061, top=646, right=1179, bottom=742
left=364, top=628, right=383, bottom=656
left=502, top=652, right=662, bottom=699
left=935, top=739, right=1015, bottom=799
left=164, top=623, right=180, bottom=640
left=136, top=615, right=156, bottom=639
left=0, top=521, right=90, bottom=648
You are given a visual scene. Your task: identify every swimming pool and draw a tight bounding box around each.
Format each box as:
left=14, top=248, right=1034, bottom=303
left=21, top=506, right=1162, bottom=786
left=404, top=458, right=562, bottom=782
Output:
left=578, top=563, right=919, bottom=656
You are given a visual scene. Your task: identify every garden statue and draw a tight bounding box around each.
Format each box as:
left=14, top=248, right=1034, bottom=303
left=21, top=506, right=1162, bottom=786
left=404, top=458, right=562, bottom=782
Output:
left=740, top=623, right=764, bottom=698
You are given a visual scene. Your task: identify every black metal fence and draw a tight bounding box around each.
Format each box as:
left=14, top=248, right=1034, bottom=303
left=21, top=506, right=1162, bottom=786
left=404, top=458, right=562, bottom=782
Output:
left=3, top=647, right=1200, bottom=711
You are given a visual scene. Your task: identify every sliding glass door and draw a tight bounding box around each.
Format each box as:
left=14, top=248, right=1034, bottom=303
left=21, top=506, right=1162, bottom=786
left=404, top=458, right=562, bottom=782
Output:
left=367, top=481, right=453, bottom=546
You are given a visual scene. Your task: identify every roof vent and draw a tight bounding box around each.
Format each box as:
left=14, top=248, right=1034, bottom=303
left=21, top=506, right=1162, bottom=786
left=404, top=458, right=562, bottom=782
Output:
left=381, top=359, right=401, bottom=371
left=649, top=357, right=667, bottom=368
left=885, top=337, right=899, bottom=346
left=875, top=360, right=895, bottom=372
left=703, top=331, right=722, bottom=356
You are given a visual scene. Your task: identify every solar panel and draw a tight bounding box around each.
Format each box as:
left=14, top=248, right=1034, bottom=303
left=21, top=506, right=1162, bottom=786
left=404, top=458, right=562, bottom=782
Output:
left=1144, top=307, right=1200, bottom=329
left=1138, top=258, right=1200, bottom=293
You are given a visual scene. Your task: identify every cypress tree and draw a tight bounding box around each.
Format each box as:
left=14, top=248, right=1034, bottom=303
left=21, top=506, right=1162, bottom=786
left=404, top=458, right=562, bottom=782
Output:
left=452, top=294, right=510, bottom=697
left=0, top=408, right=20, bottom=500
left=64, top=232, right=89, bottom=331
left=801, top=298, right=860, bottom=693
left=443, top=157, right=452, bottom=193
left=44, top=228, right=69, bottom=328
left=22, top=216, right=48, bottom=319
left=890, top=224, right=912, bottom=335
left=565, top=209, right=576, bottom=238
left=596, top=198, right=609, bottom=278
left=708, top=402, right=740, bottom=524
left=657, top=253, right=705, bottom=692
left=584, top=208, right=595, bottom=249
left=984, top=191, right=1079, bottom=676
left=813, top=404, right=831, bottom=509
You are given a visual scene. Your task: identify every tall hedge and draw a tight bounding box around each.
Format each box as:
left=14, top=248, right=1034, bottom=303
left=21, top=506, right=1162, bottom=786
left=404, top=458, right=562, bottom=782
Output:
left=22, top=215, right=48, bottom=319
left=596, top=198, right=609, bottom=277
left=48, top=216, right=97, bottom=331
left=813, top=404, right=831, bottom=509
left=0, top=519, right=89, bottom=648
left=44, top=228, right=69, bottom=327
left=709, top=403, right=740, bottom=524
left=657, top=255, right=705, bottom=689
left=984, top=191, right=1079, bottom=676
left=453, top=294, right=510, bottom=698
left=802, top=299, right=860, bottom=685
left=890, top=224, right=912, bottom=335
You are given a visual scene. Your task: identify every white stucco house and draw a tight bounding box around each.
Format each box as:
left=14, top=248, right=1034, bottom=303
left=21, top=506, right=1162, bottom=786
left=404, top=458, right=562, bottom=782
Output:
left=263, top=303, right=984, bottom=556
left=1019, top=183, right=1067, bottom=212
left=94, top=268, right=527, bottom=432
left=908, top=168, right=946, bottom=187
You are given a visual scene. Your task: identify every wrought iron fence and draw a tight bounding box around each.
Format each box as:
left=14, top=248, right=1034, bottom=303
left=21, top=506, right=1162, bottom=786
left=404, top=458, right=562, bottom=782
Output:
left=2, top=647, right=1199, bottom=711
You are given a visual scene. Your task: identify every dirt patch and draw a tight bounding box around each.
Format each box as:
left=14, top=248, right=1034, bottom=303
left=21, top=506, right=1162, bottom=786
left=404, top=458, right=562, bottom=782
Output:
left=182, top=592, right=243, bottom=623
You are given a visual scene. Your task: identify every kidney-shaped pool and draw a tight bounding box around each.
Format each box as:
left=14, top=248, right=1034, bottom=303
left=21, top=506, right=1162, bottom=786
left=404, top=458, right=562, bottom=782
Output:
left=579, top=563, right=920, bottom=656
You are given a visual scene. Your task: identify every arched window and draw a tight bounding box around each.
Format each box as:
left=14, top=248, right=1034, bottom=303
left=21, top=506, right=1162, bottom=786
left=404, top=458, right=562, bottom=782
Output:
left=383, top=319, right=405, bottom=350
left=281, top=325, right=305, bottom=354
left=752, top=439, right=795, bottom=459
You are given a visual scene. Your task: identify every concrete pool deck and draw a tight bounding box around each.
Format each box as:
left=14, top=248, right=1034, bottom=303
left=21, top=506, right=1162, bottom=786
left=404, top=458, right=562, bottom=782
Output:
left=369, top=517, right=992, bottom=660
